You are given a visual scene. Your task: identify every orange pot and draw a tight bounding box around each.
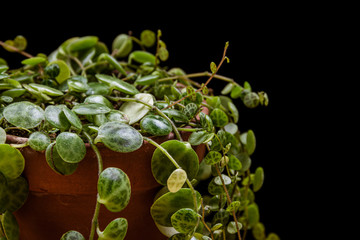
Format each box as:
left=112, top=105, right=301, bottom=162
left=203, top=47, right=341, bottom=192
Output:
left=9, top=133, right=206, bottom=240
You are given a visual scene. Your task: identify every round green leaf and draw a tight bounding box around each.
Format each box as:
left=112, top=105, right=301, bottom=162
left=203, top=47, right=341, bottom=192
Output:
left=67, top=79, right=89, bottom=93
left=60, top=231, right=85, bottom=240
left=84, top=95, right=113, bottom=109
left=1, top=211, right=19, bottom=240
left=128, top=51, right=156, bottom=65
left=119, top=93, right=154, bottom=125
left=0, top=144, right=25, bottom=180
left=214, top=174, right=232, bottom=185
left=266, top=233, right=280, bottom=240
left=55, top=132, right=86, bottom=163
left=167, top=169, right=187, bottom=193
left=112, top=34, right=133, bottom=58
left=188, top=131, right=214, bottom=146
left=28, top=131, right=51, bottom=151
left=140, top=30, right=156, bottom=47
left=244, top=92, right=260, bottom=108
left=140, top=115, right=172, bottom=136
left=228, top=101, right=239, bottom=123
left=21, top=56, right=46, bottom=66
left=98, top=167, right=131, bottom=212
left=29, top=83, right=63, bottom=97
left=95, top=74, right=139, bottom=95
left=212, top=209, right=230, bottom=225
left=247, top=203, right=260, bottom=227
left=47, top=60, right=70, bottom=84
left=86, top=82, right=110, bottom=95
left=45, top=105, right=71, bottom=130
left=0, top=127, right=6, bottom=144
left=96, top=122, right=143, bottom=153
left=171, top=208, right=199, bottom=234
left=62, top=107, right=82, bottom=130
left=183, top=103, right=198, bottom=120
left=227, top=221, right=242, bottom=234
left=151, top=140, right=199, bottom=186
left=246, top=130, right=256, bottom=155
left=72, top=103, right=111, bottom=115
left=45, top=142, right=78, bottom=175
left=0, top=176, right=28, bottom=213
left=204, top=151, right=222, bottom=165
left=98, top=53, right=127, bottom=76
left=253, top=167, right=264, bottom=192
left=98, top=218, right=128, bottom=240
left=44, top=63, right=60, bottom=78
left=224, top=123, right=238, bottom=135
left=210, top=108, right=228, bottom=127
left=106, top=110, right=129, bottom=124
left=150, top=188, right=201, bottom=227
left=228, top=154, right=242, bottom=171
left=67, top=36, right=98, bottom=52
left=3, top=101, right=44, bottom=129
left=252, top=222, right=266, bottom=240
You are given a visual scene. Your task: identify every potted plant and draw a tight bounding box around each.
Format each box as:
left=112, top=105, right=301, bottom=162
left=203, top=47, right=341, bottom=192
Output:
left=0, top=30, right=279, bottom=240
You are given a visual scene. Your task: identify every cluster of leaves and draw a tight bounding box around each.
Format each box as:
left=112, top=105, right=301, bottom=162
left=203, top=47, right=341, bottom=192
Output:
left=0, top=30, right=278, bottom=240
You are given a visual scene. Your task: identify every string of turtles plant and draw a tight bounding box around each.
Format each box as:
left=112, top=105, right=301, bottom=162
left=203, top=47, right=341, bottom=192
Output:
left=0, top=30, right=279, bottom=240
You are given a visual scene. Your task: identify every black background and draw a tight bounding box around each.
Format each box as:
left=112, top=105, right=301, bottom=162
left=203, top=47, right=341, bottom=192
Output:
left=1, top=5, right=308, bottom=238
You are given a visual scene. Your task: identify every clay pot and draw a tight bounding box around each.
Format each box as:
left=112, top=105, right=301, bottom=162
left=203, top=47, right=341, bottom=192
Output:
left=9, top=133, right=206, bottom=240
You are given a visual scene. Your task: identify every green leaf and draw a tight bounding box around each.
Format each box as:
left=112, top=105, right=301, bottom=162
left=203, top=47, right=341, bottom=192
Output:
left=14, top=35, right=27, bottom=51
left=98, top=167, right=131, bottom=212
left=72, top=103, right=111, bottom=115
left=45, top=105, right=71, bottom=130
left=98, top=218, right=128, bottom=240
left=151, top=140, right=199, bottom=185
left=67, top=80, right=89, bottom=93
left=1, top=88, right=26, bottom=98
left=266, top=233, right=280, bottom=240
left=162, top=109, right=188, bottom=122
left=45, top=142, right=78, bottom=175
left=210, top=108, right=228, bottom=127
left=62, top=106, right=82, bottom=130
left=140, top=30, right=156, bottom=47
left=221, top=83, right=235, bottom=95
left=98, top=53, right=127, bottom=76
left=252, top=222, right=266, bottom=240
left=28, top=131, right=51, bottom=151
left=246, top=130, right=256, bottom=155
left=135, top=74, right=159, bottom=85
left=226, top=201, right=241, bottom=213
left=214, top=174, right=232, bottom=185
left=55, top=132, right=86, bottom=163
left=227, top=221, right=242, bottom=234
left=112, top=34, right=133, bottom=58
left=128, top=51, right=156, bottom=65
left=86, top=82, right=110, bottom=95
left=119, top=93, right=154, bottom=125
left=67, top=36, right=98, bottom=52
left=84, top=95, right=113, bottom=109
left=140, top=115, right=172, bottom=136
left=210, top=62, right=217, bottom=73
left=21, top=56, right=46, bottom=66
left=188, top=131, right=214, bottom=146
left=158, top=47, right=169, bottom=61
left=244, top=92, right=260, bottom=108
left=247, top=203, right=260, bottom=227
left=44, top=63, right=60, bottom=78
left=1, top=211, right=19, bottom=240
left=0, top=176, right=28, bottom=213
left=253, top=167, right=264, bottom=192
left=0, top=144, right=25, bottom=180
left=47, top=60, right=70, bottom=84
left=167, top=169, right=187, bottom=193
left=171, top=208, right=199, bottom=234
left=0, top=127, right=6, bottom=144
left=228, top=154, right=242, bottom=171
left=169, top=233, right=187, bottom=240
left=3, top=101, right=44, bottom=129
left=95, top=74, right=139, bottom=95
left=224, top=123, right=238, bottom=135
left=206, top=96, right=221, bottom=109
left=60, top=231, right=85, bottom=240
left=106, top=110, right=129, bottom=124
left=212, top=209, right=230, bottom=225
left=204, top=151, right=222, bottom=165
left=199, top=112, right=213, bottom=132
left=29, top=83, right=63, bottom=97
left=96, top=122, right=143, bottom=153
left=150, top=188, right=201, bottom=227
left=183, top=103, right=198, bottom=120
left=230, top=85, right=244, bottom=99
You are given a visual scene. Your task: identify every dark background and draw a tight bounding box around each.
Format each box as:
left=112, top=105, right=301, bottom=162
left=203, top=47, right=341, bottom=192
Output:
left=1, top=5, right=307, bottom=238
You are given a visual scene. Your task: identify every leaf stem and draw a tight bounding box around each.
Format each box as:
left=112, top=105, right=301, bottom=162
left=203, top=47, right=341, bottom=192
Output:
left=83, top=131, right=103, bottom=240
left=201, top=199, right=215, bottom=240
left=215, top=165, right=242, bottom=240
left=0, top=40, right=34, bottom=58
left=163, top=42, right=230, bottom=110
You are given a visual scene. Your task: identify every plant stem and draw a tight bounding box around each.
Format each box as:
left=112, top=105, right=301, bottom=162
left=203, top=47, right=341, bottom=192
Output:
left=201, top=199, right=215, bottom=240
left=215, top=165, right=242, bottom=240
left=163, top=42, right=230, bottom=110
left=177, top=127, right=203, bottom=132
left=0, top=41, right=34, bottom=58
left=242, top=170, right=251, bottom=240
left=83, top=131, right=103, bottom=240
left=107, top=96, right=182, bottom=141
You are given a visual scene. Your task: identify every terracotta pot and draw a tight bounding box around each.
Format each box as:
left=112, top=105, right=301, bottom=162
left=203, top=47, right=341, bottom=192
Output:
left=9, top=132, right=206, bottom=240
